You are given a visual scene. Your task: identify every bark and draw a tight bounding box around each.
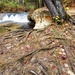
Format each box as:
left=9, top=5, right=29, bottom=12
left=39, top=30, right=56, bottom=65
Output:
left=43, top=0, right=59, bottom=18
left=43, top=0, right=75, bottom=25
left=52, top=0, right=66, bottom=19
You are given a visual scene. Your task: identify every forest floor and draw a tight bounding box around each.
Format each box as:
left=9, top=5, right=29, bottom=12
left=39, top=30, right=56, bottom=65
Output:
left=0, top=8, right=75, bottom=75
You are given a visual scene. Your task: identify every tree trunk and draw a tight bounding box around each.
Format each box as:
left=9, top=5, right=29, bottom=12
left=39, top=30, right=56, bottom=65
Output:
left=43, top=0, right=75, bottom=24
left=41, top=0, right=44, bottom=7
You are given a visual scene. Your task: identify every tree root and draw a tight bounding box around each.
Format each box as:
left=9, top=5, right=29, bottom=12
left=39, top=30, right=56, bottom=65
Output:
left=19, top=30, right=33, bottom=41
left=47, top=36, right=66, bottom=40
left=18, top=45, right=60, bottom=63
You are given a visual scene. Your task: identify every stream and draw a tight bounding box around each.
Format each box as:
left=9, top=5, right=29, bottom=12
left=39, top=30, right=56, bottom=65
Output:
left=0, top=12, right=35, bottom=29
left=0, top=12, right=29, bottom=23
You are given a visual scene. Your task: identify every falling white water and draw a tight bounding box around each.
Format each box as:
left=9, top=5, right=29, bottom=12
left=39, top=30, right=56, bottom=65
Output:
left=0, top=12, right=30, bottom=23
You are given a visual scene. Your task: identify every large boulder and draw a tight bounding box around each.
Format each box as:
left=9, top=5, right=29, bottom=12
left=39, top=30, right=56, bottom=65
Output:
left=28, top=7, right=52, bottom=29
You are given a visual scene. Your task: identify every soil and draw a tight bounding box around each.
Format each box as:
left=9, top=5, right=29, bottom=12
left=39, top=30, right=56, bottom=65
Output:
left=0, top=8, right=75, bottom=75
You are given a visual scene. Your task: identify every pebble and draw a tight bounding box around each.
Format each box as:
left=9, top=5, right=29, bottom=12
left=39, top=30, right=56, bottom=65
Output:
left=30, top=57, right=36, bottom=63
left=7, top=46, right=12, bottom=49
left=52, top=42, right=55, bottom=45
left=62, top=52, right=66, bottom=55
left=61, top=48, right=65, bottom=52
left=43, top=58, right=48, bottom=61
left=15, top=38, right=18, bottom=40
left=64, top=64, right=69, bottom=68
left=8, top=57, right=12, bottom=60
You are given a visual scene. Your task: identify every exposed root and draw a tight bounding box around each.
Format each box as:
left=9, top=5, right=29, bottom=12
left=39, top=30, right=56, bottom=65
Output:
left=18, top=45, right=60, bottom=62
left=19, top=30, right=33, bottom=41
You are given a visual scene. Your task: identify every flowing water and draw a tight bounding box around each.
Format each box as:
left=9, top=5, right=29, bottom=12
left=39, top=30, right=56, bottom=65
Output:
left=0, top=12, right=29, bottom=23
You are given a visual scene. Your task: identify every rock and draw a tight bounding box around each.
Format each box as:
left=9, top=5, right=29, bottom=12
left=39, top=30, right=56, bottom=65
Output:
left=28, top=7, right=52, bottom=29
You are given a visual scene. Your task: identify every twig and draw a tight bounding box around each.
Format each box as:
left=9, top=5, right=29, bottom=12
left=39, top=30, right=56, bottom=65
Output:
left=29, top=70, right=39, bottom=75
left=41, top=69, right=49, bottom=75
left=34, top=60, right=48, bottom=71
left=19, top=30, right=33, bottom=41
left=46, top=36, right=66, bottom=40
left=55, top=51, right=63, bottom=75
left=33, top=60, right=48, bottom=75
